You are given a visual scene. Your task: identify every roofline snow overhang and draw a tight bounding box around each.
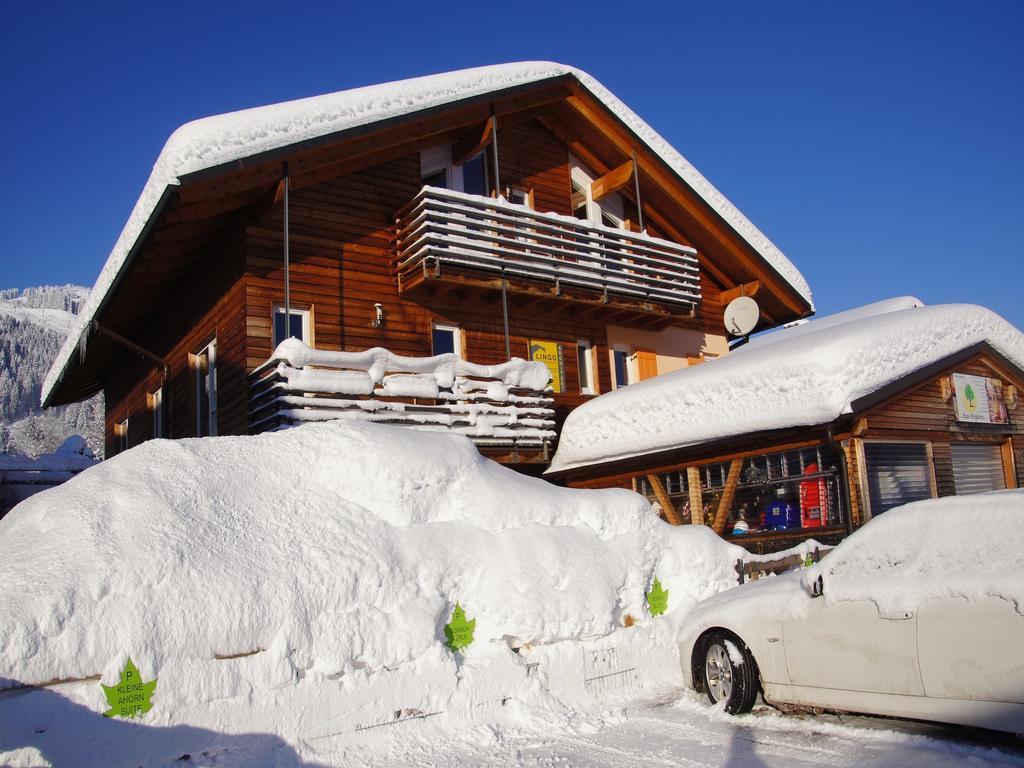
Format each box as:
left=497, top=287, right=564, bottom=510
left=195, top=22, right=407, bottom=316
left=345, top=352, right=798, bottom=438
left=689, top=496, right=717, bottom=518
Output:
left=176, top=74, right=577, bottom=186
left=177, top=72, right=811, bottom=317
left=44, top=67, right=814, bottom=407
left=548, top=342, right=1024, bottom=484
left=566, top=80, right=814, bottom=319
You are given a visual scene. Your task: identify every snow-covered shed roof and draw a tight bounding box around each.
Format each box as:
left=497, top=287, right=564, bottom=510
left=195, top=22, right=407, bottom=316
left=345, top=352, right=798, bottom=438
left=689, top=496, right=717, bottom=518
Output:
left=547, top=298, right=1024, bottom=475
left=42, top=61, right=811, bottom=407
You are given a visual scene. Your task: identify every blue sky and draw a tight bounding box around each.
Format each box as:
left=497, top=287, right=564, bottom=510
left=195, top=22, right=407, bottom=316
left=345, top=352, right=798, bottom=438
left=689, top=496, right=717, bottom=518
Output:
left=1, top=1, right=1021, bottom=326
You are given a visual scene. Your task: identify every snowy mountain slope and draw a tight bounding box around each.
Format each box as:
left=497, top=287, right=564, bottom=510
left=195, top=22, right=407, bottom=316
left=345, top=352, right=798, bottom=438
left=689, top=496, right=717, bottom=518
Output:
left=0, top=286, right=103, bottom=458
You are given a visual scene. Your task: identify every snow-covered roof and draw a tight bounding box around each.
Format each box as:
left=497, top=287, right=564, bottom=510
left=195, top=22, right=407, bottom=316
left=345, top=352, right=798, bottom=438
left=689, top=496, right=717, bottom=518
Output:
left=548, top=299, right=1024, bottom=475
left=42, top=62, right=811, bottom=407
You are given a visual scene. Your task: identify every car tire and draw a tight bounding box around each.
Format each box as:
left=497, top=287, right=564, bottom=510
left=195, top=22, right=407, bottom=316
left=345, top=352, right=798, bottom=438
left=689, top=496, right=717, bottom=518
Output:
left=700, top=631, right=759, bottom=714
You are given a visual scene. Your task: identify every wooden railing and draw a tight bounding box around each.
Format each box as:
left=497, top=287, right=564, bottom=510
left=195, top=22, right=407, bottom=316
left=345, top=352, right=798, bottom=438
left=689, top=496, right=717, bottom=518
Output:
left=248, top=340, right=557, bottom=451
left=395, top=187, right=702, bottom=309
left=736, top=545, right=834, bottom=585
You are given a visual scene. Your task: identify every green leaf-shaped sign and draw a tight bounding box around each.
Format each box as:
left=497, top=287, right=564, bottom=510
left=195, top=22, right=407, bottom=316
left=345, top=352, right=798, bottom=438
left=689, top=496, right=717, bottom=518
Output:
left=101, top=658, right=157, bottom=718
left=646, top=577, right=669, bottom=617
left=444, top=602, right=476, bottom=652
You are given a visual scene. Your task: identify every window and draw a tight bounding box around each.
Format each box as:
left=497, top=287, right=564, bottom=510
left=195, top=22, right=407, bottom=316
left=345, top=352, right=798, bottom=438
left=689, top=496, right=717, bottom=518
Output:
left=421, top=144, right=452, bottom=190
left=863, top=442, right=933, bottom=516
left=115, top=417, right=129, bottom=453
left=193, top=340, right=217, bottom=437
left=569, top=156, right=627, bottom=229
left=577, top=340, right=596, bottom=395
left=421, top=167, right=448, bottom=189
left=951, top=442, right=1007, bottom=495
left=612, top=348, right=631, bottom=388
left=506, top=187, right=531, bottom=207
left=571, top=179, right=589, bottom=220
left=150, top=387, right=164, bottom=439
left=431, top=323, right=461, bottom=357
left=272, top=306, right=310, bottom=347
left=420, top=145, right=492, bottom=196
left=462, top=153, right=489, bottom=197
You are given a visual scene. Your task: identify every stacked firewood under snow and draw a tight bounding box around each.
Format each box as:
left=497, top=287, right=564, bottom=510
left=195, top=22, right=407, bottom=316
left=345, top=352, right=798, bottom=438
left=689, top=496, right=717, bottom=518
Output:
left=249, top=339, right=556, bottom=448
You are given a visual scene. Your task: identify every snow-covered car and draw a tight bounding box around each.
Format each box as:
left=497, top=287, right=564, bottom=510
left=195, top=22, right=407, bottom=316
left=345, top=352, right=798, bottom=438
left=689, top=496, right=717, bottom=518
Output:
left=678, top=490, right=1024, bottom=735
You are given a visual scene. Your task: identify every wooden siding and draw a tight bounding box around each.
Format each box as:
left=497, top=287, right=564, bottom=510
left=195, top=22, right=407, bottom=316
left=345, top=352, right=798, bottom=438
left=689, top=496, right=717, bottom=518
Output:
left=104, top=234, right=247, bottom=456
left=100, top=115, right=738, bottom=461
left=859, top=356, right=1024, bottom=502
left=243, top=119, right=703, bottom=439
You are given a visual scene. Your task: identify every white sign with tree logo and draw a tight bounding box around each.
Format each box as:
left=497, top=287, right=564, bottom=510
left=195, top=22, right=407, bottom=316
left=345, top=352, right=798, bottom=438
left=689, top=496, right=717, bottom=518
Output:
left=952, top=372, right=1007, bottom=424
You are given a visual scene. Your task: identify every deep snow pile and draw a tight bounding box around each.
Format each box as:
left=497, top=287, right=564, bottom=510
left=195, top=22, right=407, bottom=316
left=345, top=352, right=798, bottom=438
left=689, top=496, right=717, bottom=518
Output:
left=549, top=300, right=1024, bottom=473
left=43, top=61, right=811, bottom=406
left=804, top=489, right=1024, bottom=613
left=0, top=421, right=744, bottom=695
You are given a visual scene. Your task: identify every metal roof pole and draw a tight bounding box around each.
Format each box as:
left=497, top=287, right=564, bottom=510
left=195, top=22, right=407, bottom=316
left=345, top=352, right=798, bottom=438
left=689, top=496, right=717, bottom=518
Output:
left=632, top=151, right=643, bottom=232
left=283, top=162, right=291, bottom=345
left=490, top=114, right=501, bottom=197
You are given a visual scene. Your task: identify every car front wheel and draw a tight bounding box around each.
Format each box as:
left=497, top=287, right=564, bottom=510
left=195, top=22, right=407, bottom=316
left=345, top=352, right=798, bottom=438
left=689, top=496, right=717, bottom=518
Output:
left=701, top=631, right=759, bottom=714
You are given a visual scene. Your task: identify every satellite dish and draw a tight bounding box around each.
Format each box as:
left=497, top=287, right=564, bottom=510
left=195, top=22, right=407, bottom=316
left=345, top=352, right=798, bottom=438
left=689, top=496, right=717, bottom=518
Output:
left=724, top=295, right=759, bottom=337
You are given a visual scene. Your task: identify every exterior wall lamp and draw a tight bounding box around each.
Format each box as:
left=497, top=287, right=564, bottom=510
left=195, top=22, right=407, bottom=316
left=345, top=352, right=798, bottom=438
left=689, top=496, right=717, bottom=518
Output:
left=373, top=303, right=385, bottom=328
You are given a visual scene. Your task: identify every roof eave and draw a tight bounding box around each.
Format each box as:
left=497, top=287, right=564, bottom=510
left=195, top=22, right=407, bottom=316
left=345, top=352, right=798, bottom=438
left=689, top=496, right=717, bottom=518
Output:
left=41, top=184, right=178, bottom=409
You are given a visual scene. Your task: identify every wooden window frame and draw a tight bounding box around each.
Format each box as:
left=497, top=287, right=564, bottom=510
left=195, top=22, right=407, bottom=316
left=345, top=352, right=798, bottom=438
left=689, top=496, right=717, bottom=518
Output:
left=421, top=144, right=492, bottom=196
left=577, top=339, right=597, bottom=395
left=272, top=304, right=312, bottom=348
left=610, top=345, right=632, bottom=389
left=570, top=154, right=627, bottom=230
left=431, top=322, right=463, bottom=359
left=190, top=339, right=218, bottom=438
left=115, top=416, right=129, bottom=453
left=1001, top=439, right=1018, bottom=489
left=148, top=387, right=164, bottom=439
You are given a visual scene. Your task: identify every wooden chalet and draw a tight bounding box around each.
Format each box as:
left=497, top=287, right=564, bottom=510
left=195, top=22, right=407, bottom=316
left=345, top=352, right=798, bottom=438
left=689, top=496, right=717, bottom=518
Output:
left=546, top=301, right=1024, bottom=552
left=41, top=63, right=813, bottom=467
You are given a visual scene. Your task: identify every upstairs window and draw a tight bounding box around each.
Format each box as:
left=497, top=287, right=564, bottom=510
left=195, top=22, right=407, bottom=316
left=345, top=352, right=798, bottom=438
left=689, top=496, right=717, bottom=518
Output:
left=421, top=167, right=448, bottom=189
left=421, top=144, right=492, bottom=196
left=462, top=153, right=489, bottom=197
left=570, top=156, right=626, bottom=229
left=421, top=145, right=452, bottom=190
left=432, top=323, right=462, bottom=358
left=273, top=306, right=310, bottom=347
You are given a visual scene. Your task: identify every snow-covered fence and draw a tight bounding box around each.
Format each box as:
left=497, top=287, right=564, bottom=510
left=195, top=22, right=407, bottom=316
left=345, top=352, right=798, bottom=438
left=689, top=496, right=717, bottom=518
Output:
left=395, top=187, right=702, bottom=309
left=249, top=339, right=557, bottom=450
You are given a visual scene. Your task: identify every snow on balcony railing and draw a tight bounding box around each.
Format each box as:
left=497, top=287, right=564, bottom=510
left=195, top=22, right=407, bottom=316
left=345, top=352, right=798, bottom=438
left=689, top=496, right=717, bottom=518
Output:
left=249, top=339, right=557, bottom=449
left=395, top=187, right=701, bottom=309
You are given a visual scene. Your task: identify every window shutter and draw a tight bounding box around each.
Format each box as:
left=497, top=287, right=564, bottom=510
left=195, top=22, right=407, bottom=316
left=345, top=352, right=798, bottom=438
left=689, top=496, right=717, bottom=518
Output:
left=636, top=349, right=658, bottom=381
left=864, top=442, right=932, bottom=515
left=951, top=443, right=1006, bottom=495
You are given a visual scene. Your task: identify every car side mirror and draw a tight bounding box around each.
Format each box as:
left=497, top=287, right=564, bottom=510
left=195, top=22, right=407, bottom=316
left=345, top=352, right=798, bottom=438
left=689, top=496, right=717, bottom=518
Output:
left=810, top=574, right=824, bottom=598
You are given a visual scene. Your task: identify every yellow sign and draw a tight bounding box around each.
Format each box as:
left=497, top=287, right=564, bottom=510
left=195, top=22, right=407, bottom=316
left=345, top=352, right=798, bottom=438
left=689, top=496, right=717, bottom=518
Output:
left=528, top=340, right=564, bottom=393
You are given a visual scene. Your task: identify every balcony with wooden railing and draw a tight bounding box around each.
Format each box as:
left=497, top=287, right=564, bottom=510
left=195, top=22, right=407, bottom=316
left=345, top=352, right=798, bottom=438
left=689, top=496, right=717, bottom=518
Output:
left=248, top=339, right=557, bottom=460
left=394, top=187, right=702, bottom=324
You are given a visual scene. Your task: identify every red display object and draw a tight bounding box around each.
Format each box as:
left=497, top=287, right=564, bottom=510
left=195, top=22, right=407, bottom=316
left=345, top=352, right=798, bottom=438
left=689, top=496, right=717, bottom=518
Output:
left=799, top=463, right=828, bottom=528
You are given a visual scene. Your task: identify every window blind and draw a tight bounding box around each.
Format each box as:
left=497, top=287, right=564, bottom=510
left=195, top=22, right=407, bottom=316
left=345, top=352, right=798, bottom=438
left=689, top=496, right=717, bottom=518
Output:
left=951, top=443, right=1006, bottom=495
left=864, top=442, right=932, bottom=515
